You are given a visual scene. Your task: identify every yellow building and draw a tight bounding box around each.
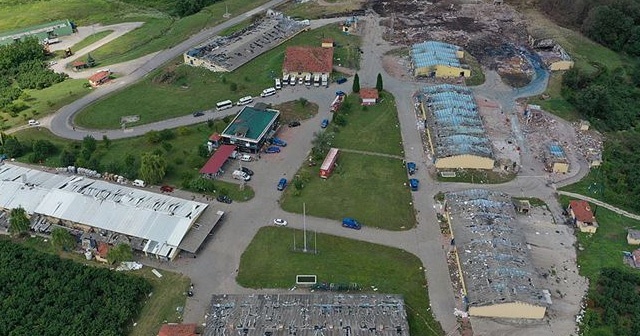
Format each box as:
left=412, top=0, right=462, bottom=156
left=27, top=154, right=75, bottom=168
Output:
left=411, top=41, right=471, bottom=78
left=544, top=143, right=569, bottom=174
left=444, top=190, right=549, bottom=319
left=423, top=85, right=495, bottom=170
left=568, top=200, right=598, bottom=234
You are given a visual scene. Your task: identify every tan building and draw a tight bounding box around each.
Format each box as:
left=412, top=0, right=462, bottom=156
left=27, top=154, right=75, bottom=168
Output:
left=411, top=41, right=471, bottom=78
left=282, top=46, right=333, bottom=80
left=544, top=143, right=569, bottom=173
left=529, top=33, right=574, bottom=71
left=88, top=70, right=111, bottom=87
left=444, top=189, right=549, bottom=319
left=423, top=85, right=495, bottom=170
left=568, top=200, right=598, bottom=233
left=359, top=88, right=379, bottom=105
left=628, top=229, right=640, bottom=245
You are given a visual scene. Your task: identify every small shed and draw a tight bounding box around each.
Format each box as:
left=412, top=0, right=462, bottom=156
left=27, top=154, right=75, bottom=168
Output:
left=88, top=70, right=111, bottom=87
left=359, top=88, right=379, bottom=105
left=568, top=200, right=598, bottom=233
left=628, top=229, right=640, bottom=245
left=321, top=38, right=334, bottom=48
left=71, top=61, right=87, bottom=71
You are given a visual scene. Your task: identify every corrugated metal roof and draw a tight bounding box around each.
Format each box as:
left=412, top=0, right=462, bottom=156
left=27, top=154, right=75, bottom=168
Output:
left=411, top=41, right=463, bottom=69
left=0, top=164, right=207, bottom=257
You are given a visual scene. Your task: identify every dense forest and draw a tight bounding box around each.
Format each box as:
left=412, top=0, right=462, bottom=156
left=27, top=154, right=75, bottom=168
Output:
left=0, top=240, right=151, bottom=336
left=581, top=268, right=640, bottom=335
left=0, top=38, right=66, bottom=112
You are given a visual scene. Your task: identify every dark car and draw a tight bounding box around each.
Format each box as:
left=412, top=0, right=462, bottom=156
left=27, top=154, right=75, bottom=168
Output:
left=409, top=178, right=419, bottom=191
left=240, top=166, right=254, bottom=176
left=265, top=146, right=281, bottom=154
left=288, top=120, right=301, bottom=127
left=160, top=185, right=174, bottom=193
left=406, top=162, right=417, bottom=175
left=277, top=178, right=288, bottom=191
left=271, top=137, right=287, bottom=147
left=320, top=119, right=329, bottom=128
left=336, top=77, right=347, bottom=84
left=216, top=195, right=232, bottom=204
left=193, top=111, right=204, bottom=117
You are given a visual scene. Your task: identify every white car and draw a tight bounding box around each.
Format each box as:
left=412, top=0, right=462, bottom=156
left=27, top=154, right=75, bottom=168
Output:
left=273, top=219, right=287, bottom=226
left=28, top=119, right=40, bottom=126
left=239, top=154, right=252, bottom=162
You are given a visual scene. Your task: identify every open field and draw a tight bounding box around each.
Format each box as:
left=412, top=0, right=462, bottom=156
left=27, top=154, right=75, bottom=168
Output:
left=0, top=79, right=91, bottom=131
left=11, top=124, right=254, bottom=201
left=527, top=72, right=580, bottom=121
left=277, top=0, right=365, bottom=19
left=331, top=91, right=404, bottom=156
left=273, top=100, right=319, bottom=123
left=69, top=30, right=113, bottom=53
left=281, top=152, right=416, bottom=230
left=76, top=24, right=361, bottom=129
left=237, top=227, right=443, bottom=335
left=463, top=52, right=485, bottom=86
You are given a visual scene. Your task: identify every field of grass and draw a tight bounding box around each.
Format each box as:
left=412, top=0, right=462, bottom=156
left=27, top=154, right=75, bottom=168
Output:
left=277, top=0, right=365, bottom=19
left=69, top=30, right=113, bottom=53
left=281, top=152, right=416, bottom=230
left=76, top=24, right=362, bottom=129
left=331, top=92, right=404, bottom=156
left=463, top=52, right=485, bottom=86
left=11, top=124, right=254, bottom=202
left=237, top=227, right=443, bottom=335
left=527, top=72, right=580, bottom=121
left=0, top=79, right=91, bottom=130
left=273, top=100, right=319, bottom=123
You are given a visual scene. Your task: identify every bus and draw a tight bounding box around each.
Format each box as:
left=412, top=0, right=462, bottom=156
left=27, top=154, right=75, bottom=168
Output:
left=216, top=100, right=233, bottom=111
left=320, top=148, right=340, bottom=178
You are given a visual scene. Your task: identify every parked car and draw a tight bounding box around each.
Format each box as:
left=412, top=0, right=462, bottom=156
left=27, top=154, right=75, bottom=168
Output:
left=160, top=185, right=174, bottom=193
left=193, top=111, right=204, bottom=117
left=232, top=170, right=251, bottom=181
left=28, top=119, right=40, bottom=126
left=239, top=154, right=252, bottom=162
left=288, top=120, right=301, bottom=127
left=336, top=77, right=347, bottom=84
left=265, top=146, right=281, bottom=154
left=409, top=178, right=419, bottom=191
left=320, top=119, right=329, bottom=128
left=271, top=137, right=287, bottom=147
left=342, top=217, right=362, bottom=230
left=277, top=178, right=287, bottom=191
left=240, top=166, right=254, bottom=176
left=406, top=162, right=417, bottom=175
left=216, top=195, right=232, bottom=204
left=336, top=90, right=346, bottom=96
left=273, top=218, right=288, bottom=226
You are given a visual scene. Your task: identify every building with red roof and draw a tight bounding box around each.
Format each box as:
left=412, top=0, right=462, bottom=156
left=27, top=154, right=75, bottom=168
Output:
left=359, top=88, right=379, bottom=105
left=88, top=70, right=111, bottom=87
left=568, top=200, right=598, bottom=233
left=199, top=144, right=236, bottom=178
left=157, top=323, right=198, bottom=336
left=283, top=46, right=333, bottom=79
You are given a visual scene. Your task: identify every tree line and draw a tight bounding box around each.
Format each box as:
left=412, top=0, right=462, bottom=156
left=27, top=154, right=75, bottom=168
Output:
left=0, top=240, right=151, bottom=336
left=0, top=38, right=67, bottom=112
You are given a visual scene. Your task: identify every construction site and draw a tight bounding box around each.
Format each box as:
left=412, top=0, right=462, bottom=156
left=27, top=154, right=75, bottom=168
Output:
left=438, top=189, right=587, bottom=335
left=203, top=294, right=410, bottom=335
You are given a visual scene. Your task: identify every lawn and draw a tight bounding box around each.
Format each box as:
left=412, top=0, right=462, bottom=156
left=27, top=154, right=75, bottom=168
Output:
left=462, top=52, right=485, bottom=86
left=331, top=91, right=404, bottom=156
left=76, top=24, right=362, bottom=129
left=0, top=79, right=91, bottom=130
left=237, top=227, right=443, bottom=336
left=273, top=100, right=319, bottom=123
left=11, top=123, right=254, bottom=202
left=281, top=152, right=416, bottom=230
left=527, top=72, right=580, bottom=121
left=277, top=0, right=366, bottom=19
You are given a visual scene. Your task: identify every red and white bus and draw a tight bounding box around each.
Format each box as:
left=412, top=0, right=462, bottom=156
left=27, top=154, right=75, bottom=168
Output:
left=320, top=148, right=339, bottom=178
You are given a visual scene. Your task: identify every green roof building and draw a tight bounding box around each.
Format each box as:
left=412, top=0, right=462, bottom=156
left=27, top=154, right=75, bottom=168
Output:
left=221, top=104, right=280, bottom=153
left=0, top=20, right=74, bottom=46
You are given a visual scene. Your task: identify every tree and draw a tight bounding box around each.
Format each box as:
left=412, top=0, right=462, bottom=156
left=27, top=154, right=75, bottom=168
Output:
left=352, top=73, right=360, bottom=93
left=106, top=243, right=133, bottom=264
left=9, top=207, right=29, bottom=236
left=102, top=135, right=111, bottom=148
left=82, top=135, right=97, bottom=152
left=2, top=136, right=23, bottom=157
left=145, top=130, right=161, bottom=144
left=376, top=73, right=383, bottom=91
left=51, top=228, right=76, bottom=251
left=59, top=149, right=76, bottom=167
left=139, top=153, right=167, bottom=185
left=31, top=139, right=57, bottom=162
left=86, top=53, right=96, bottom=67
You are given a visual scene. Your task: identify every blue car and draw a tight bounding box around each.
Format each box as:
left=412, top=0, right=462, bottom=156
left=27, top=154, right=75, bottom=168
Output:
left=406, top=162, right=416, bottom=175
left=271, top=137, right=287, bottom=147
left=265, top=146, right=281, bottom=154
left=320, top=119, right=329, bottom=128
left=409, top=178, right=419, bottom=191
left=277, top=178, right=287, bottom=191
left=342, top=217, right=362, bottom=230
left=336, top=77, right=347, bottom=84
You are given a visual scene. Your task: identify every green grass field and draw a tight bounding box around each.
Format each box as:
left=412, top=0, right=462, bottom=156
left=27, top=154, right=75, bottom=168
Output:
left=237, top=227, right=443, bottom=335
left=463, top=52, right=485, bottom=86
left=0, top=79, right=91, bottom=130
left=76, top=24, right=362, bottom=129
left=527, top=72, right=581, bottom=121
left=11, top=124, right=254, bottom=201
left=331, top=92, right=404, bottom=156
left=281, top=152, right=416, bottom=230
left=69, top=30, right=113, bottom=53
left=277, top=0, right=365, bottom=19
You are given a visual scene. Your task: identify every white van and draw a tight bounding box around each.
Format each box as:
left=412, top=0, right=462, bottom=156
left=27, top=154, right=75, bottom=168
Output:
left=260, top=87, right=276, bottom=97
left=304, top=74, right=312, bottom=86
left=232, top=170, right=251, bottom=181
left=282, top=74, right=290, bottom=85
left=132, top=179, right=146, bottom=187
left=321, top=74, right=328, bottom=87
left=313, top=74, right=320, bottom=87
left=216, top=100, right=233, bottom=111
left=237, top=96, right=253, bottom=106
left=275, top=78, right=282, bottom=90
left=290, top=76, right=296, bottom=86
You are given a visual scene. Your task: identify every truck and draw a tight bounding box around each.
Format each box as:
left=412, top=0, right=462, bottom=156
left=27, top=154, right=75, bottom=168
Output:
left=232, top=170, right=251, bottom=181
left=330, top=91, right=346, bottom=112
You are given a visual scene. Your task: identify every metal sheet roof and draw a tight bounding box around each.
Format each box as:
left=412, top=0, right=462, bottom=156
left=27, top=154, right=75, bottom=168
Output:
left=200, top=144, right=236, bottom=174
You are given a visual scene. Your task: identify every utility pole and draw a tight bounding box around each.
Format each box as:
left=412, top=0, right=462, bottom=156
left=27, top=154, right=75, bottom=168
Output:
left=303, top=202, right=307, bottom=252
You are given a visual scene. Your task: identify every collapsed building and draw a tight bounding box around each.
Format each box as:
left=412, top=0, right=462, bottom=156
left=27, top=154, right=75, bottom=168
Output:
left=184, top=10, right=308, bottom=72
left=528, top=31, right=574, bottom=71
left=204, top=294, right=410, bottom=336
left=410, top=41, right=470, bottom=78
left=444, top=189, right=550, bottom=319
left=543, top=142, right=569, bottom=174
left=421, top=84, right=495, bottom=169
